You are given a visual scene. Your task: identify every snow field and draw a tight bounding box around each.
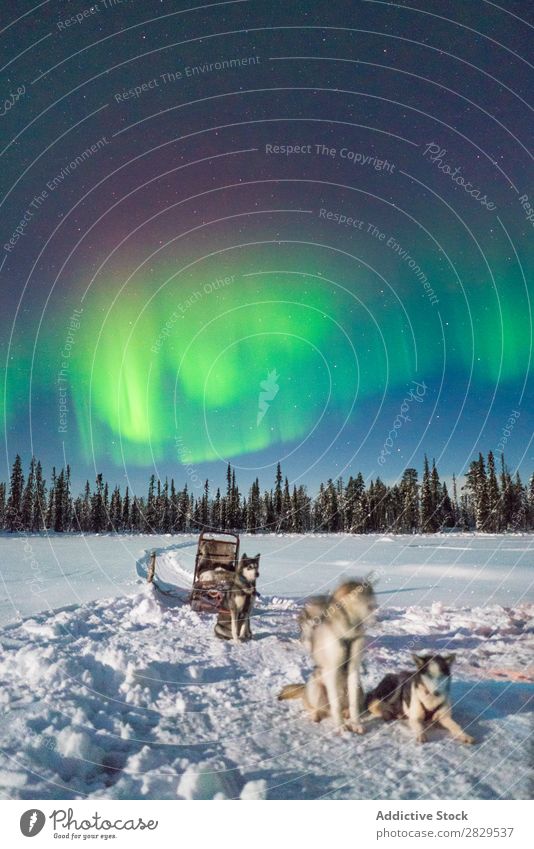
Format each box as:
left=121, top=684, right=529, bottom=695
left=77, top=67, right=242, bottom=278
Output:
left=0, top=537, right=532, bottom=799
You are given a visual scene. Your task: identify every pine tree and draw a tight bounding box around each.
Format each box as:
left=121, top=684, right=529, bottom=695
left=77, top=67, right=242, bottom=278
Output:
left=130, top=496, right=141, bottom=532
left=528, top=473, right=534, bottom=529
left=21, top=457, right=36, bottom=531
left=46, top=467, right=57, bottom=530
left=464, top=454, right=489, bottom=531
left=211, top=487, right=222, bottom=530
left=420, top=456, right=433, bottom=532
left=6, top=454, right=24, bottom=531
left=323, top=479, right=341, bottom=531
left=274, top=462, right=283, bottom=522
left=91, top=474, right=107, bottom=532
left=475, top=454, right=489, bottom=531
left=0, top=482, right=6, bottom=529
left=263, top=490, right=275, bottom=529
left=33, top=462, right=46, bottom=531
left=200, top=480, right=209, bottom=529
left=281, top=477, right=292, bottom=531
left=78, top=480, right=91, bottom=532
left=109, top=486, right=122, bottom=531
left=430, top=460, right=442, bottom=530
left=399, top=468, right=419, bottom=533
left=122, top=486, right=131, bottom=530
left=145, top=475, right=157, bottom=531
left=440, top=482, right=454, bottom=528
left=64, top=465, right=73, bottom=531
left=54, top=469, right=67, bottom=532
left=103, top=482, right=110, bottom=530
left=500, top=454, right=514, bottom=530
left=247, top=479, right=261, bottom=532
left=346, top=473, right=367, bottom=533
left=313, top=483, right=326, bottom=530
left=451, top=473, right=459, bottom=527
left=486, top=451, right=500, bottom=532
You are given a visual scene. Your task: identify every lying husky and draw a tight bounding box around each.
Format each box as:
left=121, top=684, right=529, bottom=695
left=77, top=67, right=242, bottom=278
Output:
left=279, top=580, right=377, bottom=733
left=214, top=553, right=260, bottom=643
left=366, top=654, right=475, bottom=744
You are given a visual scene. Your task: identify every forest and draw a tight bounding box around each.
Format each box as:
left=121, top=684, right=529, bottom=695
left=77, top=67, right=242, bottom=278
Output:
left=1, top=452, right=532, bottom=535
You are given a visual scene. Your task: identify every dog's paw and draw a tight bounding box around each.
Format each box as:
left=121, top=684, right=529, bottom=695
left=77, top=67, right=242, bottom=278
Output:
left=415, top=732, right=428, bottom=744
left=457, top=733, right=475, bottom=745
left=345, top=721, right=365, bottom=735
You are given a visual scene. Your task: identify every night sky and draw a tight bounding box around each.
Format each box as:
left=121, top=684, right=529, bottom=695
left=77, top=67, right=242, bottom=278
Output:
left=1, top=0, right=532, bottom=494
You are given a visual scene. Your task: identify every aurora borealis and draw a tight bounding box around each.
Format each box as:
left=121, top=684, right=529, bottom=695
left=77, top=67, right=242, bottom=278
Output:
left=1, top=0, right=532, bottom=490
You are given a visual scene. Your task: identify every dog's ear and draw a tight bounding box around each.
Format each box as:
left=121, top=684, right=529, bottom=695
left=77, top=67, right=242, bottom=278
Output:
left=241, top=552, right=247, bottom=560
left=443, top=653, right=456, bottom=666
left=255, top=553, right=261, bottom=559
left=412, top=654, right=426, bottom=669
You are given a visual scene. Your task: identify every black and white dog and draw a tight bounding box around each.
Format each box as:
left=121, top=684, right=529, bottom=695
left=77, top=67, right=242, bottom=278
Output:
left=214, top=553, right=260, bottom=643
left=366, top=654, right=475, bottom=744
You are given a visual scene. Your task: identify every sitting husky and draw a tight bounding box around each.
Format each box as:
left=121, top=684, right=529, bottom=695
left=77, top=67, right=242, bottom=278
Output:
left=297, top=595, right=329, bottom=653
left=278, top=580, right=377, bottom=734
left=366, top=654, right=475, bottom=744
left=214, top=553, right=260, bottom=643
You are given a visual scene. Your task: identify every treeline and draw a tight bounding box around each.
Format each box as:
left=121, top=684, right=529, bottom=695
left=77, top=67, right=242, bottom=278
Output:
left=0, top=452, right=533, bottom=535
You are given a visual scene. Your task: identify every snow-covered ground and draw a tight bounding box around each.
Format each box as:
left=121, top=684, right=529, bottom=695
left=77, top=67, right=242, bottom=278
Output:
left=0, top=533, right=532, bottom=799
left=1, top=532, right=532, bottom=625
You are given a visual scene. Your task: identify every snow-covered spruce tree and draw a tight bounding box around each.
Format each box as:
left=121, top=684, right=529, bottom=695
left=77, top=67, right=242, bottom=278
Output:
left=399, top=468, right=419, bottom=533
left=6, top=454, right=24, bottom=531
left=246, top=478, right=261, bottom=532
left=122, top=486, right=131, bottom=531
left=291, top=485, right=302, bottom=532
left=53, top=469, right=67, bottom=532
left=464, top=454, right=489, bottom=531
left=199, top=479, right=209, bottom=529
left=280, top=477, right=292, bottom=531
left=32, top=461, right=46, bottom=532
left=451, top=473, right=459, bottom=526
left=499, top=454, right=514, bottom=531
left=145, top=474, right=157, bottom=531
left=346, top=472, right=367, bottom=533
left=0, top=482, right=6, bottom=529
left=274, top=462, right=283, bottom=524
left=45, top=467, right=56, bottom=530
left=263, top=489, right=275, bottom=530
left=90, top=474, right=107, bottom=533
left=486, top=451, right=501, bottom=532
left=430, top=460, right=443, bottom=530
left=130, top=496, right=141, bottom=532
left=210, top=486, right=221, bottom=530
left=511, top=472, right=527, bottom=531
left=109, top=486, right=122, bottom=532
left=21, top=456, right=36, bottom=531
left=440, top=482, right=455, bottom=528
left=420, top=455, right=433, bottom=532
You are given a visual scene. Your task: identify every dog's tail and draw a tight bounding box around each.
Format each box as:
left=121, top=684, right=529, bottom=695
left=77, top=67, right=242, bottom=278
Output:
left=278, top=683, right=305, bottom=701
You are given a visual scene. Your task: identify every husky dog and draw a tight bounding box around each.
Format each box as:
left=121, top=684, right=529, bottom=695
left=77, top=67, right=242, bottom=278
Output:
left=298, top=595, right=329, bottom=652
left=279, top=580, right=377, bottom=733
left=366, top=654, right=475, bottom=744
left=214, top=553, right=260, bottom=642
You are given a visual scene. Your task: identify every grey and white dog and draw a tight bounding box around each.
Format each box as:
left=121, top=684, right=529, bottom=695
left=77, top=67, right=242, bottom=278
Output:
left=279, top=580, right=377, bottom=734
left=366, top=654, right=475, bottom=744
left=214, top=553, right=260, bottom=643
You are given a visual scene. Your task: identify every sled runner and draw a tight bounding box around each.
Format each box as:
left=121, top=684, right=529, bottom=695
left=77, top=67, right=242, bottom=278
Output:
left=190, top=531, right=240, bottom=613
